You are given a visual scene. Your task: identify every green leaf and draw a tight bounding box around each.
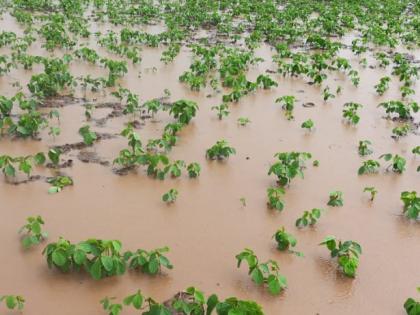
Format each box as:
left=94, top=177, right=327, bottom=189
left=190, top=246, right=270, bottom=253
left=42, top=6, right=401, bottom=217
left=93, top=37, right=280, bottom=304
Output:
left=101, top=256, right=114, bottom=272
left=52, top=250, right=67, bottom=266
left=5, top=296, right=16, bottom=309
left=90, top=259, right=102, bottom=280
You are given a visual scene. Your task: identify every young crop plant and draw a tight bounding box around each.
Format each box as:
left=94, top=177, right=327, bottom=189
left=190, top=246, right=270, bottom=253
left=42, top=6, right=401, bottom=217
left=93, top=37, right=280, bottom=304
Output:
left=48, top=148, right=62, bottom=167
left=267, top=187, right=285, bottom=211
left=343, top=102, right=363, bottom=125
left=313, top=160, right=320, bottom=167
left=47, top=175, right=73, bottom=194
left=142, top=99, right=162, bottom=118
left=162, top=189, right=178, bottom=203
left=164, top=160, right=185, bottom=178
left=211, top=103, right=230, bottom=120
left=400, top=191, right=419, bottom=220
left=79, top=125, right=97, bottom=145
left=236, top=249, right=287, bottom=295
left=379, top=154, right=406, bottom=173
left=322, top=86, right=335, bottom=101
left=319, top=236, right=362, bottom=277
left=378, top=101, right=419, bottom=120
left=374, top=76, right=391, bottom=95
left=392, top=124, right=410, bottom=138
left=43, top=238, right=127, bottom=280
left=256, top=74, right=278, bottom=89
left=364, top=187, right=378, bottom=201
left=276, top=96, right=295, bottom=120
left=206, top=140, right=236, bottom=160
left=0, top=295, right=25, bottom=311
left=358, top=140, right=373, bottom=156
left=273, top=227, right=302, bottom=256
left=169, top=100, right=199, bottom=124
left=327, top=191, right=344, bottom=207
left=301, top=119, right=314, bottom=131
left=358, top=160, right=381, bottom=175
left=268, top=151, right=312, bottom=186
left=413, top=146, right=420, bottom=156
left=237, top=117, right=251, bottom=126
left=19, top=215, right=48, bottom=249
left=295, top=208, right=323, bottom=228
left=187, top=162, right=201, bottom=178
left=125, top=247, right=173, bottom=275
left=404, top=288, right=420, bottom=315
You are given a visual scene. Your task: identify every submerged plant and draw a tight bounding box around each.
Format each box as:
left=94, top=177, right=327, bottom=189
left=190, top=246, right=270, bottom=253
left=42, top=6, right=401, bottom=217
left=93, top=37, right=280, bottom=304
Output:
left=267, top=187, right=285, bottom=211
left=295, top=208, right=322, bottom=228
left=319, top=236, right=362, bottom=277
left=211, top=103, right=230, bottom=120
left=206, top=140, right=236, bottom=160
left=400, top=191, right=419, bottom=220
left=276, top=96, right=295, bottom=120
left=125, top=247, right=173, bottom=275
left=47, top=175, right=73, bottom=194
left=272, top=227, right=302, bottom=257
left=237, top=117, right=251, bottom=126
left=404, top=288, right=420, bottom=315
left=343, top=102, right=362, bottom=125
left=363, top=187, right=378, bottom=201
left=301, top=119, right=314, bottom=130
left=268, top=152, right=312, bottom=186
left=358, top=140, right=373, bottom=156
left=79, top=125, right=97, bottom=145
left=236, top=248, right=287, bottom=295
left=169, top=100, right=199, bottom=124
left=327, top=191, right=344, bottom=207
left=19, top=215, right=48, bottom=248
left=162, top=189, right=178, bottom=203
left=358, top=160, right=380, bottom=175
left=0, top=295, right=25, bottom=311
left=187, top=162, right=201, bottom=178
left=379, top=154, right=406, bottom=173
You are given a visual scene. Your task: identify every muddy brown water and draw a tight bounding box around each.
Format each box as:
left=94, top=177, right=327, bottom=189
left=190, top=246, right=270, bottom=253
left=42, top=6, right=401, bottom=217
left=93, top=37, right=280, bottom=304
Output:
left=0, top=13, right=419, bottom=315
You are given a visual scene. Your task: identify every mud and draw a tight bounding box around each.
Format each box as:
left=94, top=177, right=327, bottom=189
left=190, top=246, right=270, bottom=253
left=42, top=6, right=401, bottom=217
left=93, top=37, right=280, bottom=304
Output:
left=0, top=11, right=419, bottom=315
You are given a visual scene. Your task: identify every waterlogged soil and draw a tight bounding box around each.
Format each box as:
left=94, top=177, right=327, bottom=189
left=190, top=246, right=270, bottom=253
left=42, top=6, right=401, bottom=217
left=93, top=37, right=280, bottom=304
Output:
left=1, top=14, right=420, bottom=315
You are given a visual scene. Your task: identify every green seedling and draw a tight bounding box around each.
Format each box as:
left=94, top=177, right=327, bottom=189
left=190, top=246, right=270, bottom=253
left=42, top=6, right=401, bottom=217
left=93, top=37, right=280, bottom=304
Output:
left=343, top=102, right=362, bottom=125
left=211, top=103, right=230, bottom=120
left=276, top=95, right=295, bottom=120
left=125, top=247, right=173, bottom=275
left=79, top=125, right=97, bottom=145
left=272, top=227, right=302, bottom=256
left=374, top=76, right=390, bottom=95
left=267, top=187, right=285, bottom=211
left=0, top=295, right=25, bottom=311
left=169, top=100, right=199, bottom=124
left=162, top=189, right=178, bottom=203
left=400, top=191, right=419, bottom=220
left=295, top=208, right=322, bottom=228
left=47, top=175, right=73, bottom=194
left=327, top=191, right=344, bottom=207
left=358, top=140, right=373, bottom=156
left=319, top=236, right=362, bottom=277
left=237, top=117, right=251, bottom=126
left=301, top=119, right=314, bottom=130
left=379, top=154, right=406, bottom=173
left=358, top=159, right=380, bottom=175
left=268, top=151, right=312, bottom=186
left=206, top=140, right=236, bottom=160
left=19, top=215, right=48, bottom=248
left=392, top=124, right=410, bottom=138
left=364, top=187, right=378, bottom=201
left=236, top=249, right=287, bottom=295
left=187, top=162, right=201, bottom=178
left=404, top=288, right=420, bottom=315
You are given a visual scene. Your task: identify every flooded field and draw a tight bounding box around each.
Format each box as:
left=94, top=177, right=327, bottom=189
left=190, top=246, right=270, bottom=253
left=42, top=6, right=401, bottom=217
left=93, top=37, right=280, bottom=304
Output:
left=0, top=1, right=419, bottom=314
